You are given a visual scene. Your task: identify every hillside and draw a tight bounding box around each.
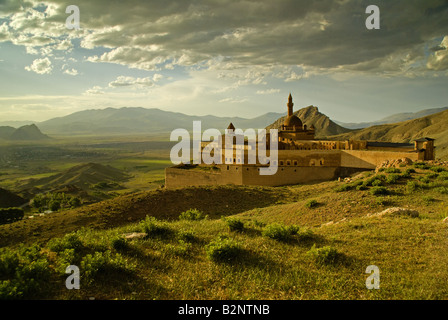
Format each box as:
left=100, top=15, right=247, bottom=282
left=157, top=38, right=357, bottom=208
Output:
left=329, top=109, right=448, bottom=160
left=16, top=162, right=130, bottom=193
left=1, top=161, right=447, bottom=300
left=335, top=106, right=448, bottom=129
left=266, top=106, right=352, bottom=138
left=0, top=187, right=28, bottom=208
left=38, top=107, right=284, bottom=135
left=0, top=124, right=50, bottom=141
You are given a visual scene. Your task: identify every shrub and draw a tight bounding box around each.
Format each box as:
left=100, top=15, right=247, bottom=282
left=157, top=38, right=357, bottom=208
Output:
left=422, top=196, right=435, bottom=205
left=356, top=184, right=368, bottom=191
left=111, top=236, right=128, bottom=251
left=80, top=250, right=135, bottom=283
left=405, top=168, right=416, bottom=174
left=430, top=166, right=447, bottom=173
left=406, top=180, right=422, bottom=192
left=179, top=208, right=207, bottom=221
left=205, top=237, right=243, bottom=263
left=0, top=245, right=51, bottom=299
left=385, top=167, right=401, bottom=174
left=426, top=172, right=439, bottom=179
left=177, top=230, right=196, bottom=242
left=414, top=162, right=430, bottom=170
left=47, top=233, right=83, bottom=253
left=370, top=186, right=390, bottom=195
left=307, top=245, right=340, bottom=265
left=296, top=227, right=315, bottom=241
left=335, top=184, right=353, bottom=192
left=371, top=179, right=384, bottom=187
left=436, top=186, right=448, bottom=194
left=139, top=216, right=174, bottom=239
left=223, top=217, right=245, bottom=232
left=386, top=174, right=400, bottom=184
left=437, top=172, right=448, bottom=181
left=305, top=199, right=319, bottom=208
left=166, top=240, right=192, bottom=257
left=262, top=223, right=299, bottom=242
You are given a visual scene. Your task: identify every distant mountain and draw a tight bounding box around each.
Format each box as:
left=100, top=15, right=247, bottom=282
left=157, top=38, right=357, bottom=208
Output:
left=0, top=121, right=34, bottom=128
left=334, top=106, right=448, bottom=129
left=38, top=107, right=285, bottom=135
left=329, top=109, right=448, bottom=159
left=0, top=124, right=50, bottom=141
left=266, top=105, right=353, bottom=138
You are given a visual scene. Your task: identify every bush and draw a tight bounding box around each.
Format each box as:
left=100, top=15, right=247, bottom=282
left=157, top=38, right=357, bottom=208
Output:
left=80, top=250, right=135, bottom=283
left=166, top=240, right=192, bottom=257
left=436, top=186, right=448, bottom=194
left=305, top=199, right=319, bottom=208
left=386, top=174, right=400, bottom=184
left=414, top=162, right=430, bottom=170
left=262, top=223, right=299, bottom=242
left=422, top=196, right=435, bottom=205
left=426, top=172, right=439, bottom=179
left=385, top=167, right=401, bottom=174
left=371, top=179, right=384, bottom=187
left=370, top=186, right=390, bottom=195
left=177, top=230, right=196, bottom=242
left=356, top=184, right=368, bottom=191
left=405, top=168, right=416, bottom=174
left=437, top=172, right=448, bottom=181
left=139, top=216, right=174, bottom=239
left=179, top=208, right=207, bottom=221
left=430, top=166, right=447, bottom=173
left=0, top=207, right=24, bottom=224
left=47, top=233, right=83, bottom=253
left=205, top=237, right=243, bottom=263
left=296, top=227, right=315, bottom=241
left=111, top=236, right=128, bottom=251
left=307, top=245, right=340, bottom=265
left=334, top=184, right=353, bottom=192
left=223, top=217, right=245, bottom=232
left=0, top=245, right=51, bottom=299
left=407, top=180, right=422, bottom=192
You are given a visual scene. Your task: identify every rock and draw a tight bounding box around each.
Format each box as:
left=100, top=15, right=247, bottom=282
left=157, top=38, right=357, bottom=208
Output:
left=123, top=232, right=147, bottom=240
left=368, top=207, right=419, bottom=218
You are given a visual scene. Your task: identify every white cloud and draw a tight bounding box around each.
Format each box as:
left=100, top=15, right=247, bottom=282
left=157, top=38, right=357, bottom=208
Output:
left=108, top=76, right=154, bottom=88
left=24, top=57, right=52, bottom=74
left=84, top=86, right=104, bottom=95
left=427, top=36, right=448, bottom=71
left=256, top=89, right=280, bottom=95
left=63, top=68, right=79, bottom=76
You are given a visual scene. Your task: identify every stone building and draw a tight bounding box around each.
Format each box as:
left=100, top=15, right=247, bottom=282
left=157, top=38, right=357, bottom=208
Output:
left=165, top=95, right=435, bottom=188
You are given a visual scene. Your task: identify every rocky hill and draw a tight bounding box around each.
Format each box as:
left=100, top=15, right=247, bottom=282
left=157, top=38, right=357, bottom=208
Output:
left=266, top=105, right=352, bottom=138
left=328, top=109, right=448, bottom=159
left=0, top=124, right=50, bottom=140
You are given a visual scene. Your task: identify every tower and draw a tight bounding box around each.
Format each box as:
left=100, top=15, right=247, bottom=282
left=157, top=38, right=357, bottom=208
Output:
left=287, top=93, right=294, bottom=116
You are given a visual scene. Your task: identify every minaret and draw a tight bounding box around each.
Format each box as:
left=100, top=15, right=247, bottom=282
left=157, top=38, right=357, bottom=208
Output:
left=287, top=93, right=294, bottom=116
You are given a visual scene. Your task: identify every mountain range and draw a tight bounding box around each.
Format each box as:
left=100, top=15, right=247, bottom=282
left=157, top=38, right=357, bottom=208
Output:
left=334, top=106, right=448, bottom=129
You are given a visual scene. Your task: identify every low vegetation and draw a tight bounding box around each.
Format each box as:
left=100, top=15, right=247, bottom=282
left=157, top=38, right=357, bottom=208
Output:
left=1, top=161, right=448, bottom=300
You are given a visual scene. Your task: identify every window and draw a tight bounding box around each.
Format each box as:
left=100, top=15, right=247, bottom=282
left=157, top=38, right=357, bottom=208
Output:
left=279, top=161, right=284, bottom=166
left=286, top=160, right=291, bottom=166
left=293, top=160, right=298, bottom=166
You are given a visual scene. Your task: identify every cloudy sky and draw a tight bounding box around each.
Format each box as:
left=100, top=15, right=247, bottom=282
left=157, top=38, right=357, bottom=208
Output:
left=0, top=0, right=447, bottom=124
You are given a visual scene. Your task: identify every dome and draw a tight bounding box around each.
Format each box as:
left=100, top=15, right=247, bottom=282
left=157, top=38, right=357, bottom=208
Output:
left=283, top=115, right=303, bottom=128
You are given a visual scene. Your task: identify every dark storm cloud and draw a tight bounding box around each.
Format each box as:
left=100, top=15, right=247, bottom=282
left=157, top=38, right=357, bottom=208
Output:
left=1, top=0, right=447, bottom=73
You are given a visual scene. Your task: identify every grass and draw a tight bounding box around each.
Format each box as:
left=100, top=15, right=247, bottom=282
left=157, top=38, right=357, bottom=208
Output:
left=1, top=161, right=448, bottom=299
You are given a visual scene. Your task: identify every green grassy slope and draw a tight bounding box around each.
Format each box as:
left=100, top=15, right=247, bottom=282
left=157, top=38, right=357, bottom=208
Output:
left=1, top=162, right=447, bottom=300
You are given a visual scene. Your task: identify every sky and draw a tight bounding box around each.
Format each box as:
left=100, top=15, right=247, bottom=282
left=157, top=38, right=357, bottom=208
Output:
left=0, top=0, right=447, bottom=124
